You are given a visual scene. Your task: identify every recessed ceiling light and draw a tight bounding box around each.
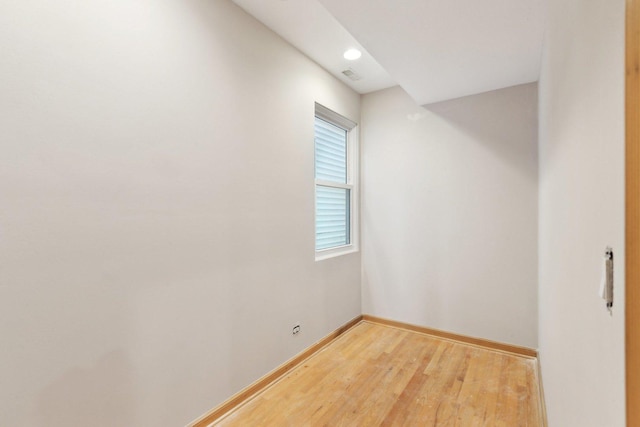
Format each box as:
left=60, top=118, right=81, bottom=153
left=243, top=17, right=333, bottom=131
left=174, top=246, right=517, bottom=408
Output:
left=343, top=49, right=362, bottom=61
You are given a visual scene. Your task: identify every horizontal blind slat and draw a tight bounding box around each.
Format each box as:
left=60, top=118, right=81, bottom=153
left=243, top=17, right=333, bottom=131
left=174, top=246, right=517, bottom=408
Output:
left=315, top=184, right=350, bottom=250
left=315, top=116, right=347, bottom=184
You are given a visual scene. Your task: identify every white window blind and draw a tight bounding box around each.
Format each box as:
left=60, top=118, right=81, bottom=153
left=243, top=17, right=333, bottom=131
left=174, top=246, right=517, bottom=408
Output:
left=314, top=105, right=356, bottom=253
left=316, top=185, right=350, bottom=250
left=315, top=118, right=347, bottom=183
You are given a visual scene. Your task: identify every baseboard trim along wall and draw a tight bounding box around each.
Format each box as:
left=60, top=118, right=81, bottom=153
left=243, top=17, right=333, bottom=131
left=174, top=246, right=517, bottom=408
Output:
left=362, top=314, right=538, bottom=358
left=188, top=315, right=363, bottom=427
left=191, top=314, right=543, bottom=426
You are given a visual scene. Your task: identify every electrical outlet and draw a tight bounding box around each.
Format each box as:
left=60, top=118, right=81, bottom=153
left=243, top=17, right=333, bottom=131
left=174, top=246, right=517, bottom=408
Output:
left=292, top=324, right=301, bottom=335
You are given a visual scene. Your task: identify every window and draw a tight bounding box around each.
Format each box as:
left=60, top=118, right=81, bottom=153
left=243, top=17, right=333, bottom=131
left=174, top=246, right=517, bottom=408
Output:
left=314, top=103, right=358, bottom=259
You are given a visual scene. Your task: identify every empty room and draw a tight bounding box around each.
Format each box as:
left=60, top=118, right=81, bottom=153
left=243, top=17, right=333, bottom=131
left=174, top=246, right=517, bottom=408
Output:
left=2, top=0, right=637, bottom=426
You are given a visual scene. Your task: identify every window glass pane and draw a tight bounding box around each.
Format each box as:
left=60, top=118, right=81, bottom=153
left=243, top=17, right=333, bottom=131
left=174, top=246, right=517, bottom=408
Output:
left=315, top=117, right=347, bottom=184
left=315, top=185, right=350, bottom=250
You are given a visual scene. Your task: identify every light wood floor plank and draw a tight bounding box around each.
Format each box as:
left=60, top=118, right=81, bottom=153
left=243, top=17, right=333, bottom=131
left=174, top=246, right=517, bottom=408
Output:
left=215, top=322, right=542, bottom=426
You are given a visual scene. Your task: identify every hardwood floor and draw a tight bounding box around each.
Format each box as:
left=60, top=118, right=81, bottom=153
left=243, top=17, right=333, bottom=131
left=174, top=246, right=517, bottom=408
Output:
left=214, top=321, right=543, bottom=426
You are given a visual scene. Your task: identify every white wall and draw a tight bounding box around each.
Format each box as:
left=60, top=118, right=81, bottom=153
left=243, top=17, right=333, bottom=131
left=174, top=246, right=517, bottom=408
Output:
left=361, top=84, right=538, bottom=348
left=538, top=0, right=625, bottom=425
left=0, top=1, right=361, bottom=425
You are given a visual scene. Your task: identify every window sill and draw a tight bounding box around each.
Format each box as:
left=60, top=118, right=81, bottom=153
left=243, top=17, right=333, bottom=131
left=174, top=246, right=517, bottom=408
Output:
left=315, top=244, right=359, bottom=261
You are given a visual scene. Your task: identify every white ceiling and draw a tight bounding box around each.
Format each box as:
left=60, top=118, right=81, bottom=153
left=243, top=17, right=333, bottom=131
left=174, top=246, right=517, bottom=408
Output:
left=232, top=0, right=395, bottom=94
left=233, top=0, right=545, bottom=105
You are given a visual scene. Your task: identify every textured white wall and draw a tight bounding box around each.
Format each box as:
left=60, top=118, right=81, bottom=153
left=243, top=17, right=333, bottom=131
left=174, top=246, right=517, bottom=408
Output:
left=0, top=1, right=361, bottom=425
left=361, top=84, right=538, bottom=348
left=538, top=0, right=625, bottom=425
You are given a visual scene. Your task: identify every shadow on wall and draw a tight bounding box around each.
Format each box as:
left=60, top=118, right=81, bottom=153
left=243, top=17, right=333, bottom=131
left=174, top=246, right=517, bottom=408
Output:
left=422, top=83, right=538, bottom=181
left=37, top=351, right=135, bottom=426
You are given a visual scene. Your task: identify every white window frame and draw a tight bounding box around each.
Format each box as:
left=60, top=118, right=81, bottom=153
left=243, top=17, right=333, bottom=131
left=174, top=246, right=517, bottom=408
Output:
left=314, top=103, right=359, bottom=261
